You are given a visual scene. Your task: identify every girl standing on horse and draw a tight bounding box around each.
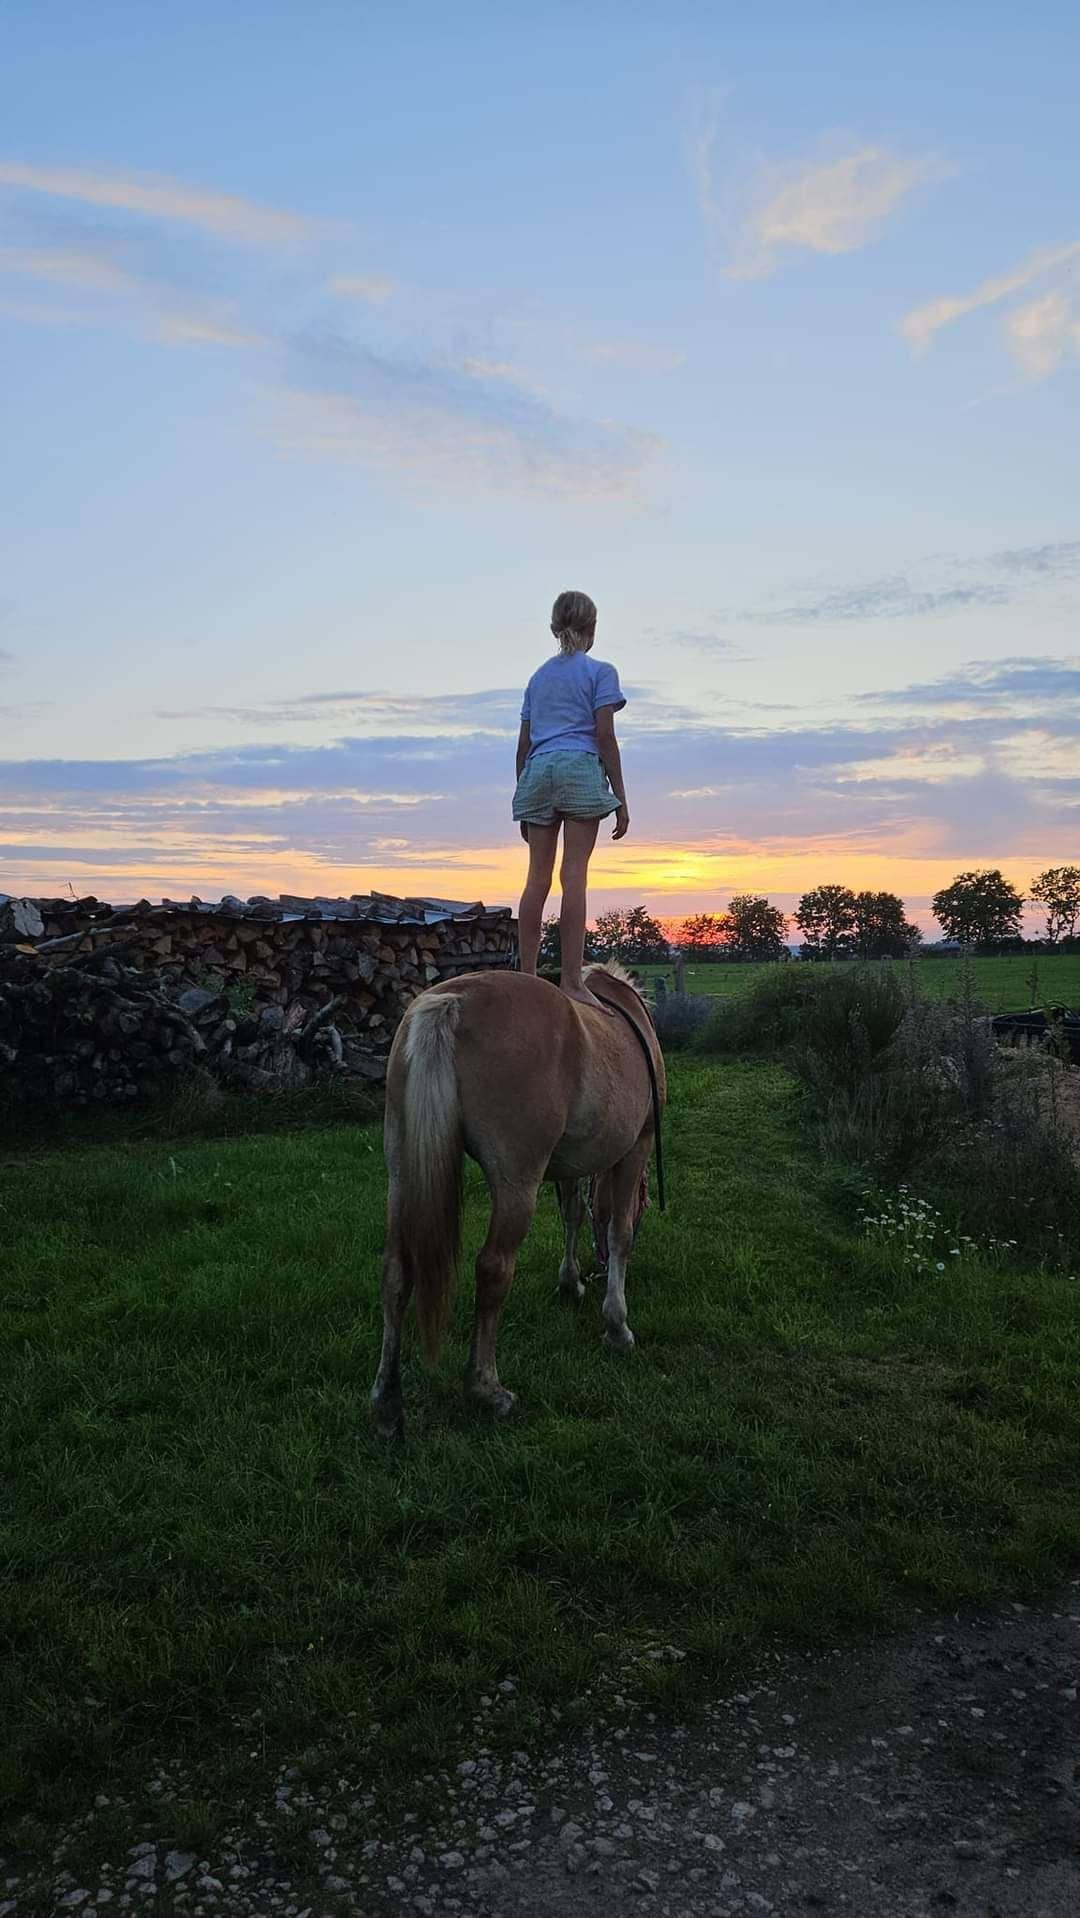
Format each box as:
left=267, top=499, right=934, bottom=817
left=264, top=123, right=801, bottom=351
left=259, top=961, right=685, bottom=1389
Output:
left=513, top=589, right=629, bottom=1012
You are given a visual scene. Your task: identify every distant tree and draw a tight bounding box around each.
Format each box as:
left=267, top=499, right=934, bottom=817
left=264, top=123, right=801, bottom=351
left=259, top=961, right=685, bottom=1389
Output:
left=540, top=915, right=598, bottom=969
left=726, top=894, right=788, bottom=962
left=591, top=910, right=623, bottom=960
left=625, top=906, right=670, bottom=962
left=539, top=916, right=562, bottom=970
left=1030, top=866, right=1080, bottom=945
left=795, top=885, right=857, bottom=960
left=851, top=890, right=921, bottom=959
left=932, top=869, right=1024, bottom=949
left=591, top=905, right=668, bottom=964
left=676, top=913, right=732, bottom=960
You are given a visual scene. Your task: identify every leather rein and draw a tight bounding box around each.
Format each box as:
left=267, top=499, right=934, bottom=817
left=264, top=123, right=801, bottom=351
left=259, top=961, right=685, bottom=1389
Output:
left=604, top=996, right=666, bottom=1213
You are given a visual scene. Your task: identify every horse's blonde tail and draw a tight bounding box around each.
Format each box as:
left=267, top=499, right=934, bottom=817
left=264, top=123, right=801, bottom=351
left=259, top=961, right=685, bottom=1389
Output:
left=395, top=993, right=464, bottom=1362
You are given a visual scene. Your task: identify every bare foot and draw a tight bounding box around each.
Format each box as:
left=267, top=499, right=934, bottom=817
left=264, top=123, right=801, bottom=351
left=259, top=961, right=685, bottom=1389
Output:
left=560, top=982, right=613, bottom=1014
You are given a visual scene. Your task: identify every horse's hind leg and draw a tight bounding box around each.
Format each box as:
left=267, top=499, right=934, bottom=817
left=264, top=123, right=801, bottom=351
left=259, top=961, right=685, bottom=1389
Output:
left=371, top=1135, right=411, bottom=1439
left=602, top=1139, right=650, bottom=1354
left=556, top=1178, right=586, bottom=1302
left=370, top=1233, right=411, bottom=1438
left=464, top=1182, right=538, bottom=1417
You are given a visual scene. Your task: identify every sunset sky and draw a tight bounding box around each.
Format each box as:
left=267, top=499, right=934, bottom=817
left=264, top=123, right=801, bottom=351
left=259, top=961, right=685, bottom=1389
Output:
left=1, top=3, right=1077, bottom=934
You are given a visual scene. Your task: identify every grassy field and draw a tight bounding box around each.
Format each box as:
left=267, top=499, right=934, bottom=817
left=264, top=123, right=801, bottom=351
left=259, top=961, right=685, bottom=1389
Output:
left=641, top=951, right=1080, bottom=1012
left=3, top=1055, right=1080, bottom=1855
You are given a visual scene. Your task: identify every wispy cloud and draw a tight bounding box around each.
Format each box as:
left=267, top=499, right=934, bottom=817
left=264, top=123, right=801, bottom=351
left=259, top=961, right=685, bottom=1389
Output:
left=735, top=147, right=935, bottom=278
left=269, top=333, right=660, bottom=503
left=726, top=578, right=1008, bottom=625
left=1003, top=290, right=1080, bottom=380
left=710, top=538, right=1080, bottom=628
left=327, top=272, right=398, bottom=303
left=867, top=655, right=1080, bottom=710
left=0, top=235, right=266, bottom=349
left=585, top=339, right=686, bottom=374
left=0, top=160, right=311, bottom=246
left=901, top=239, right=1080, bottom=353
left=989, top=538, right=1080, bottom=577
left=0, top=292, right=107, bottom=331
left=495, top=311, right=687, bottom=383
left=711, top=577, right=1008, bottom=627
left=458, top=357, right=546, bottom=398
left=152, top=684, right=695, bottom=737
left=1, top=158, right=668, bottom=497
left=152, top=303, right=265, bottom=349
left=694, top=111, right=936, bottom=280
left=668, top=629, right=753, bottom=659
left=155, top=688, right=524, bottom=734
left=0, top=244, right=137, bottom=294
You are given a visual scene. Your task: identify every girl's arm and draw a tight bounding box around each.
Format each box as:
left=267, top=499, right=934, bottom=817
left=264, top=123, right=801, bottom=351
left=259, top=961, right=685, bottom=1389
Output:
left=516, top=720, right=532, bottom=839
left=595, top=706, right=629, bottom=840
left=516, top=719, right=531, bottom=778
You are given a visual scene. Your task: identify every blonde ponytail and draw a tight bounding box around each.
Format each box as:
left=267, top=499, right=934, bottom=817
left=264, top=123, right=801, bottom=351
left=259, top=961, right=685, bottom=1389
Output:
left=550, top=589, right=597, bottom=655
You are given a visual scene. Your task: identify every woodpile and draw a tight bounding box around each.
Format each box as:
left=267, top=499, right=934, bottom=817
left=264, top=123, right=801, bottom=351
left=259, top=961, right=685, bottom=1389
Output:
left=0, top=891, right=517, bottom=1108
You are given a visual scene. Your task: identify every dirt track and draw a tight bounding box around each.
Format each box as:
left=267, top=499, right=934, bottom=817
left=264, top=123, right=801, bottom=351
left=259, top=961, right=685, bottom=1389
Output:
left=19, top=1577, right=1079, bottom=1917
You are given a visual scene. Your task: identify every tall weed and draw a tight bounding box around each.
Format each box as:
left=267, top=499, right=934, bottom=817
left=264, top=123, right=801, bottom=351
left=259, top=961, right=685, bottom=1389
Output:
left=696, top=959, right=1080, bottom=1266
left=650, top=989, right=713, bottom=1050
left=697, top=963, right=906, bottom=1064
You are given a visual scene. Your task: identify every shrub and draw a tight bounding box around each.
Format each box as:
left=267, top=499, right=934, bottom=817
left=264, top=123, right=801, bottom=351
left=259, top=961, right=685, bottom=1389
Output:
left=696, top=960, right=992, bottom=1169
left=697, top=957, right=1080, bottom=1267
left=650, top=989, right=713, bottom=1050
left=697, top=962, right=908, bottom=1076
left=922, top=1051, right=1080, bottom=1268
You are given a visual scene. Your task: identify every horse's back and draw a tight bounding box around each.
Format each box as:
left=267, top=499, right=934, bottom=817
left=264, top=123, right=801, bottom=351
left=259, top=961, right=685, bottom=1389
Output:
left=420, top=970, right=655, bottom=1182
left=448, top=974, right=582, bottom=1171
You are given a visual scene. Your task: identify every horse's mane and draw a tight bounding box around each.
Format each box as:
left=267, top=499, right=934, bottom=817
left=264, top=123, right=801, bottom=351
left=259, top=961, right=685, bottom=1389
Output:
left=585, top=958, right=648, bottom=1004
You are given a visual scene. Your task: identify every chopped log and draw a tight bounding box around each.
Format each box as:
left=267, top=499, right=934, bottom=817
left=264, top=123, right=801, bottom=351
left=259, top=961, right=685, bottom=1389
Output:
left=1, top=888, right=516, bottom=1105
left=0, top=899, right=45, bottom=943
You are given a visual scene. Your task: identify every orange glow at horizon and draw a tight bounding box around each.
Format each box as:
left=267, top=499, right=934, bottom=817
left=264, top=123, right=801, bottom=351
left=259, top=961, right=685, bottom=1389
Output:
left=4, top=832, right=1064, bottom=931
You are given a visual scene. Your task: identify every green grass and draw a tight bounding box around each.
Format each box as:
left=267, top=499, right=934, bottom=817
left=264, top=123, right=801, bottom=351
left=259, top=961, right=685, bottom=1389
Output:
left=3, top=1058, right=1080, bottom=1851
left=640, top=950, right=1080, bottom=1013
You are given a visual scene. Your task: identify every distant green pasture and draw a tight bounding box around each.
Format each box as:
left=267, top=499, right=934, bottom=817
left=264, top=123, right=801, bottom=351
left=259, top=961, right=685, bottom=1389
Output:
left=638, top=951, right=1080, bottom=1014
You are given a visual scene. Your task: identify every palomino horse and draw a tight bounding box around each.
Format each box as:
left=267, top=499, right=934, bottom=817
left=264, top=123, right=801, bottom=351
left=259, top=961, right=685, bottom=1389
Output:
left=370, top=962, right=665, bottom=1438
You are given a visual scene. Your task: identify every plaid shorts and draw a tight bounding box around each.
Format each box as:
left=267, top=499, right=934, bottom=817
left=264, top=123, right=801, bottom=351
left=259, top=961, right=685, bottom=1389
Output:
left=512, top=750, right=617, bottom=826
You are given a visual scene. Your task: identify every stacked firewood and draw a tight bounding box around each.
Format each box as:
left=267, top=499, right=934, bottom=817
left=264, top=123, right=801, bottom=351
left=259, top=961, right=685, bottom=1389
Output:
left=0, top=945, right=209, bottom=1105
left=0, top=891, right=516, bottom=1107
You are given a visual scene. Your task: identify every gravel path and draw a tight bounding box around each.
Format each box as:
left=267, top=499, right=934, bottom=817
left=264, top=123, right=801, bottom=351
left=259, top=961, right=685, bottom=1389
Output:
left=7, top=1578, right=1078, bottom=1917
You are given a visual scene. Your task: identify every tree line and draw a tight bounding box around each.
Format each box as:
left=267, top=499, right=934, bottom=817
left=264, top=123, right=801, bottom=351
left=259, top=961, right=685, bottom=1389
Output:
left=540, top=866, right=1080, bottom=966
left=791, top=869, right=1078, bottom=957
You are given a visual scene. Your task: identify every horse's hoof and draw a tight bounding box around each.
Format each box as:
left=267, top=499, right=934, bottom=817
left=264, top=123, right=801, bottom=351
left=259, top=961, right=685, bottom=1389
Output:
left=372, top=1412, right=405, bottom=1440
left=466, top=1384, right=516, bottom=1418
left=558, top=1279, right=586, bottom=1304
left=370, top=1391, right=405, bottom=1440
left=603, top=1325, right=636, bottom=1353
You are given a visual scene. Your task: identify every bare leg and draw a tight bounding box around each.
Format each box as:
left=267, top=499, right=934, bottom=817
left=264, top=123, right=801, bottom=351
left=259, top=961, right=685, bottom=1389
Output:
left=601, top=1141, right=651, bottom=1352
left=517, top=823, right=559, bottom=975
left=370, top=1231, right=412, bottom=1438
left=556, top=1179, right=586, bottom=1301
left=464, top=1184, right=538, bottom=1415
left=558, top=816, right=606, bottom=1010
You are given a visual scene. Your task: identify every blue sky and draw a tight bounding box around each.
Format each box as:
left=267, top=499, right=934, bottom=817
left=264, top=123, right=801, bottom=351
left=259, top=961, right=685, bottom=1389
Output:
left=1, top=1, right=1077, bottom=927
